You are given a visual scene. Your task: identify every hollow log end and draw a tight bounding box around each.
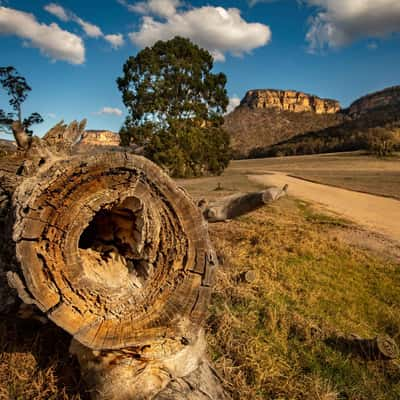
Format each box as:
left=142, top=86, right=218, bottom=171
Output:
left=13, top=152, right=216, bottom=350
left=376, top=335, right=399, bottom=359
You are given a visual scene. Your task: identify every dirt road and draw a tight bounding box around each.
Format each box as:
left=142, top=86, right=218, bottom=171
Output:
left=249, top=172, right=400, bottom=244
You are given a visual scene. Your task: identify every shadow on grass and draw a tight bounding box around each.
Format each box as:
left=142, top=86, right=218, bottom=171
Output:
left=0, top=314, right=88, bottom=400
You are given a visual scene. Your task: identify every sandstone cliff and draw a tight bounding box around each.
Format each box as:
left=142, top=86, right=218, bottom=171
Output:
left=348, top=86, right=400, bottom=116
left=0, top=139, right=17, bottom=156
left=78, top=130, right=120, bottom=147
left=246, top=85, right=400, bottom=159
left=224, top=89, right=343, bottom=158
left=241, top=89, right=341, bottom=114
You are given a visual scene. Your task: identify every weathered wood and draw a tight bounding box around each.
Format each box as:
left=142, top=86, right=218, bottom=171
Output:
left=201, top=185, right=288, bottom=222
left=10, top=151, right=215, bottom=349
left=11, top=121, right=32, bottom=150
left=325, top=334, right=399, bottom=360
left=236, top=270, right=257, bottom=284
left=70, top=328, right=229, bottom=400
left=0, top=121, right=230, bottom=399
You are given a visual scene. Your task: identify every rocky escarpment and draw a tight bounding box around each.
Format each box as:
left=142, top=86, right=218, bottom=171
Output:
left=74, top=130, right=121, bottom=153
left=0, top=139, right=16, bottom=156
left=78, top=130, right=120, bottom=146
left=348, top=86, right=400, bottom=116
left=241, top=89, right=341, bottom=114
left=224, top=89, right=343, bottom=158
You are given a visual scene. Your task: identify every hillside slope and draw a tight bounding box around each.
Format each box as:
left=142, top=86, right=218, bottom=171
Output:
left=225, top=86, right=400, bottom=159
left=224, top=106, right=344, bottom=158
left=252, top=102, right=400, bottom=158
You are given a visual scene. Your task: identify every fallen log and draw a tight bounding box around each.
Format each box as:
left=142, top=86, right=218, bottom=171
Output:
left=0, top=120, right=230, bottom=399
left=0, top=121, right=287, bottom=399
left=325, top=334, right=399, bottom=361
left=200, top=185, right=288, bottom=222
left=236, top=270, right=257, bottom=284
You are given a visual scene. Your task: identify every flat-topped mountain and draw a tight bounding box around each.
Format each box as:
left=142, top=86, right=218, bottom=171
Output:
left=0, top=138, right=16, bottom=156
left=224, top=89, right=344, bottom=158
left=78, top=130, right=120, bottom=147
left=225, top=86, right=400, bottom=158
left=246, top=86, right=400, bottom=159
left=241, top=89, right=341, bottom=114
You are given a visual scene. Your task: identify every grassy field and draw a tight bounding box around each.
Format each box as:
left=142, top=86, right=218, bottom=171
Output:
left=207, top=197, right=400, bottom=400
left=1, top=154, right=399, bottom=399
left=228, top=151, right=400, bottom=199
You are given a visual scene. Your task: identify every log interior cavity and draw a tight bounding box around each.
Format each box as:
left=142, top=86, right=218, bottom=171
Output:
left=78, top=196, right=153, bottom=290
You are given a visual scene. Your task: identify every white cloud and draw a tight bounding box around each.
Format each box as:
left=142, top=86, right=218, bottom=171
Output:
left=47, top=113, right=57, bottom=119
left=127, top=0, right=181, bottom=18
left=104, top=33, right=124, bottom=48
left=44, top=3, right=68, bottom=21
left=75, top=17, right=103, bottom=38
left=0, top=6, right=85, bottom=64
left=94, top=107, right=123, bottom=116
left=306, top=0, right=400, bottom=51
left=226, top=97, right=241, bottom=114
left=128, top=6, right=271, bottom=62
left=45, top=3, right=123, bottom=47
left=45, top=3, right=103, bottom=37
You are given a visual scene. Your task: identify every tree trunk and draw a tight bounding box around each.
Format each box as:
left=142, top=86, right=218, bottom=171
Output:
left=0, top=121, right=230, bottom=399
left=11, top=120, right=32, bottom=150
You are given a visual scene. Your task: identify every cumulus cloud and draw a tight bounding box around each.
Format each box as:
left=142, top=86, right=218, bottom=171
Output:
left=45, top=3, right=103, bottom=37
left=122, top=0, right=181, bottom=18
left=104, top=33, right=124, bottom=48
left=306, top=0, right=400, bottom=51
left=128, top=5, right=271, bottom=62
left=226, top=96, right=241, bottom=114
left=94, top=107, right=123, bottom=116
left=75, top=17, right=103, bottom=38
left=44, top=3, right=68, bottom=21
left=0, top=6, right=85, bottom=64
left=45, top=3, right=124, bottom=47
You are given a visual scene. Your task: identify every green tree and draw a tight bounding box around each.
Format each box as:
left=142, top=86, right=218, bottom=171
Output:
left=117, top=36, right=231, bottom=177
left=0, top=66, right=43, bottom=149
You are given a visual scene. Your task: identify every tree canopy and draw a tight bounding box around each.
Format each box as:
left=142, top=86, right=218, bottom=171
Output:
left=117, top=36, right=231, bottom=177
left=0, top=66, right=43, bottom=140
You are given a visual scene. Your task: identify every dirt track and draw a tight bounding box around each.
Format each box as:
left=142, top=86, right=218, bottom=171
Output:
left=250, top=172, right=400, bottom=244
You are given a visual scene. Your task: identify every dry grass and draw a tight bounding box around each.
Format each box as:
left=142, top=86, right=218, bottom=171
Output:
left=0, top=318, right=87, bottom=400
left=206, top=197, right=400, bottom=400
left=1, top=158, right=399, bottom=399
left=229, top=152, right=400, bottom=199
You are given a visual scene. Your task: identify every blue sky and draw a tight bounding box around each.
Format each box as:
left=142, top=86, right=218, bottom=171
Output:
left=1, top=0, right=400, bottom=139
